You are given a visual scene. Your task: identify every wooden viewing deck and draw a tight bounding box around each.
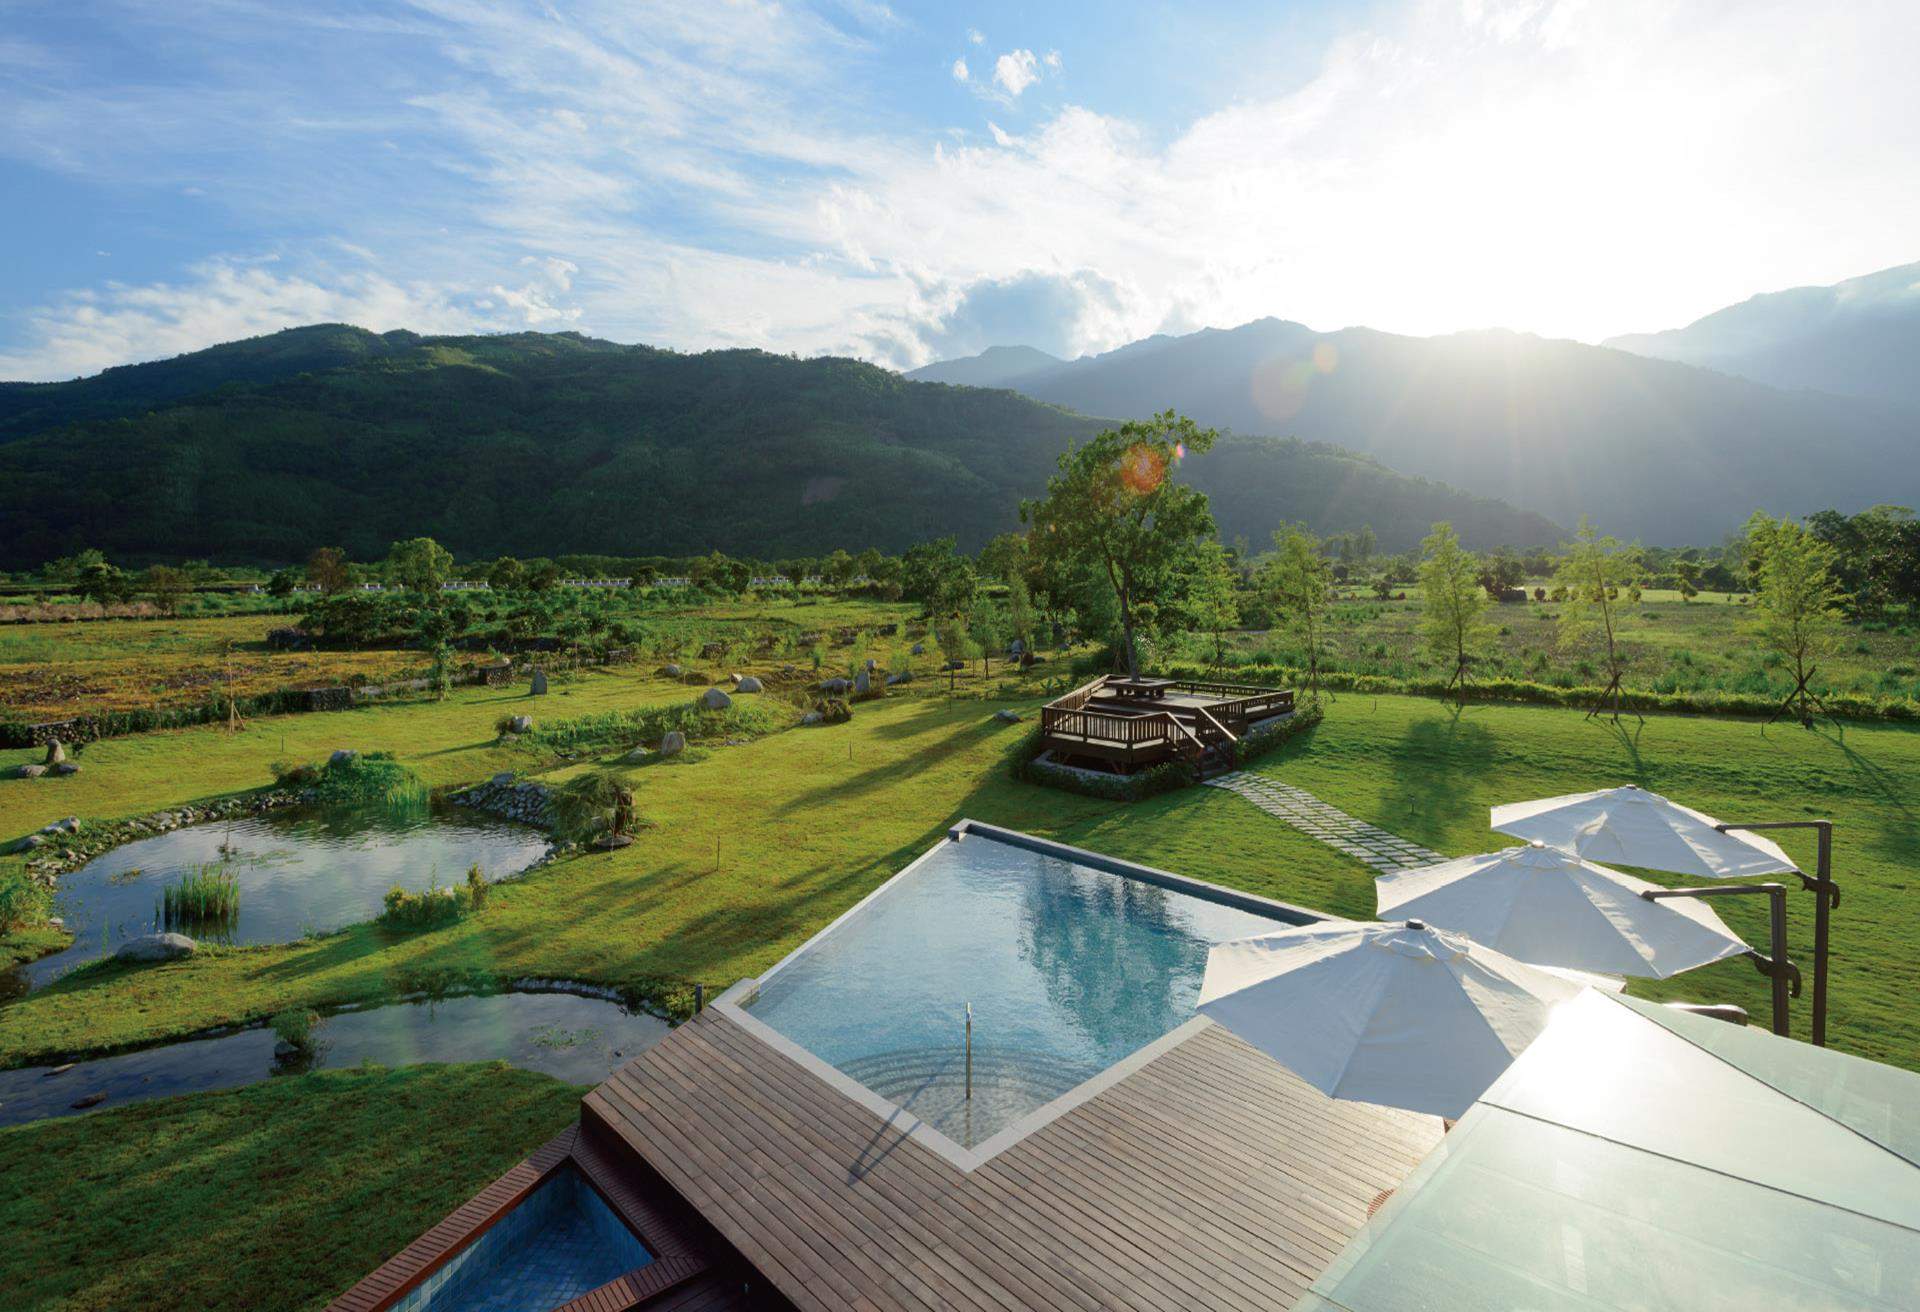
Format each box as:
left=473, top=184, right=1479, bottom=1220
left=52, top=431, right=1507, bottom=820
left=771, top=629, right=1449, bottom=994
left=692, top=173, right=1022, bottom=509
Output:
left=1039, top=675, right=1295, bottom=774
left=582, top=1008, right=1440, bottom=1312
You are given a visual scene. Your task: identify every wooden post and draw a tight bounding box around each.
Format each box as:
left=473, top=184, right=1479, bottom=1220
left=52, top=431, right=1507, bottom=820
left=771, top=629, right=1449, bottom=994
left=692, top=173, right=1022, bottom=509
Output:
left=964, top=1002, right=973, bottom=1102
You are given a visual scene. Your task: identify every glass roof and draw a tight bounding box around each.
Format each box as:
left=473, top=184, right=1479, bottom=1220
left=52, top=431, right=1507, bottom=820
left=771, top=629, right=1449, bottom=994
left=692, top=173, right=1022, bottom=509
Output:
left=1303, top=991, right=1920, bottom=1311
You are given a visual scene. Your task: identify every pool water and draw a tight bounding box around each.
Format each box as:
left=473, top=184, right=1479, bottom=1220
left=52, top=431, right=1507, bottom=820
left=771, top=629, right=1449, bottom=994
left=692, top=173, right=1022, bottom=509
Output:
left=392, top=1163, right=651, bottom=1312
left=743, top=833, right=1292, bottom=1148
left=22, top=803, right=549, bottom=987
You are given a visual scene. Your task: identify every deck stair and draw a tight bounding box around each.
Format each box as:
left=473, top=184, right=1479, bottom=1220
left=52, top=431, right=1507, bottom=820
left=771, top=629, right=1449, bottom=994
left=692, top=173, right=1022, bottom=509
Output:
left=1039, top=674, right=1291, bottom=776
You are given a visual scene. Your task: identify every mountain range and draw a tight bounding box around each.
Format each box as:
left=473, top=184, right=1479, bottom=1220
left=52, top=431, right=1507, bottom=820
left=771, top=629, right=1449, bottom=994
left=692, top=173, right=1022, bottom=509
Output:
left=910, top=264, right=1920, bottom=544
left=0, top=325, right=1555, bottom=569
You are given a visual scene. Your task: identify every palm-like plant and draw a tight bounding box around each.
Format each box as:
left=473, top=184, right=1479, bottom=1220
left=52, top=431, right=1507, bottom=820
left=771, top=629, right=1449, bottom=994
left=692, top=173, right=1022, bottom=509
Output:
left=550, top=770, right=639, bottom=846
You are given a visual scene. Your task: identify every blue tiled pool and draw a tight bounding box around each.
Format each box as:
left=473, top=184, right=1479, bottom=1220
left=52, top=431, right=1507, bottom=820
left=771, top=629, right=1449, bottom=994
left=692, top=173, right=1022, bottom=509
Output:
left=392, top=1164, right=650, bottom=1312
left=741, top=828, right=1298, bottom=1149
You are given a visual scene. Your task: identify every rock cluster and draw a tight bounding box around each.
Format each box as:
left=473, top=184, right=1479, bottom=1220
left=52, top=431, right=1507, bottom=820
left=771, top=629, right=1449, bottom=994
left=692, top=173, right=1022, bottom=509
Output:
left=16, top=792, right=300, bottom=885
left=453, top=774, right=555, bottom=828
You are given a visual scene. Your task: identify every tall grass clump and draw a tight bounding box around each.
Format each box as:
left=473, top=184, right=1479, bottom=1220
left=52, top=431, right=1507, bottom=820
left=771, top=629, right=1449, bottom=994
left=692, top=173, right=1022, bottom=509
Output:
left=379, top=864, right=489, bottom=931
left=519, top=696, right=791, bottom=755
left=312, top=751, right=430, bottom=811
left=158, top=864, right=240, bottom=934
left=0, top=869, right=52, bottom=933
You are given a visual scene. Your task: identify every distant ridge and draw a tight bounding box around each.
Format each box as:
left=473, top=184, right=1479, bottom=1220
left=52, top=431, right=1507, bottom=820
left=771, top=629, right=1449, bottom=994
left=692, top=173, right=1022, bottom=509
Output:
left=0, top=325, right=1557, bottom=566
left=912, top=311, right=1919, bottom=543
left=905, top=344, right=1063, bottom=389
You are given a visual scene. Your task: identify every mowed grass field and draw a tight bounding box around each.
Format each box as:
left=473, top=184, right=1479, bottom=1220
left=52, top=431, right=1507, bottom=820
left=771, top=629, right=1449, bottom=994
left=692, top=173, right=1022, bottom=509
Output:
left=4, top=671, right=1916, bottom=1071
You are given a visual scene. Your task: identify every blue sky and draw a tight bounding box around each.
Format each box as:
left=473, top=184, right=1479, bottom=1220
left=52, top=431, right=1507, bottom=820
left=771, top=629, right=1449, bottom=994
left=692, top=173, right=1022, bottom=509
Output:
left=2, top=0, right=1916, bottom=380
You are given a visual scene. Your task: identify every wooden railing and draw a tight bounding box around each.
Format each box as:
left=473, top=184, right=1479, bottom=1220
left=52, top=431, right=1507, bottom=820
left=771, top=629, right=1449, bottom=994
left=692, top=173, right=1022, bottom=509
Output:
left=1038, top=674, right=1291, bottom=770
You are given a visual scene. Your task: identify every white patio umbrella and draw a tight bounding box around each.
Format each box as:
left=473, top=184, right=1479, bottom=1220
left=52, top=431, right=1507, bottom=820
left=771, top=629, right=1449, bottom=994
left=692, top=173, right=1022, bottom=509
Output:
left=1491, top=785, right=1796, bottom=880
left=1376, top=841, right=1750, bottom=979
left=1197, top=919, right=1583, bottom=1119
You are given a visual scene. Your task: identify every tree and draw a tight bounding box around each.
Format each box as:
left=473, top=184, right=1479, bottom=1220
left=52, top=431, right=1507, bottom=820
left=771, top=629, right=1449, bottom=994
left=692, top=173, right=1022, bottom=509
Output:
left=1005, top=576, right=1036, bottom=658
left=307, top=546, right=351, bottom=595
left=1263, top=525, right=1333, bottom=700
left=387, top=536, right=454, bottom=594
left=899, top=538, right=977, bottom=616
left=1022, top=410, right=1218, bottom=675
left=1554, top=519, right=1644, bottom=720
left=75, top=558, right=131, bottom=605
left=141, top=564, right=192, bottom=616
left=968, top=598, right=1006, bottom=678
left=1476, top=546, right=1527, bottom=597
left=488, top=556, right=527, bottom=592
left=1746, top=511, right=1846, bottom=726
left=1418, top=523, right=1489, bottom=697
left=1178, top=542, right=1242, bottom=673
left=1673, top=558, right=1701, bottom=602
left=266, top=567, right=299, bottom=597
left=978, top=532, right=1030, bottom=585
left=821, top=549, right=856, bottom=587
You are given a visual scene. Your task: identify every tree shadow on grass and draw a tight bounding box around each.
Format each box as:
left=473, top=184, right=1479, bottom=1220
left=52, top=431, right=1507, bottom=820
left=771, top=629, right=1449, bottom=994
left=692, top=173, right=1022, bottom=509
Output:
left=1375, top=704, right=1498, bottom=847
left=1808, top=720, right=1920, bottom=864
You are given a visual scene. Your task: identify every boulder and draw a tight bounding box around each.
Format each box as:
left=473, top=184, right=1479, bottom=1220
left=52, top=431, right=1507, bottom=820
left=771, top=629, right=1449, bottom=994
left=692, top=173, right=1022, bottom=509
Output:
left=864, top=658, right=878, bottom=671
left=14, top=764, right=46, bottom=779
left=911, top=642, right=925, bottom=655
left=944, top=658, right=966, bottom=671
left=800, top=710, right=824, bottom=726
left=52, top=763, right=80, bottom=776
left=994, top=709, right=1024, bottom=724
left=781, top=664, right=798, bottom=675
left=621, top=746, right=652, bottom=764
left=44, top=740, right=65, bottom=766
left=328, top=749, right=359, bottom=767
left=9, top=833, right=46, bottom=853
left=659, top=730, right=687, bottom=757
left=661, top=663, right=684, bottom=678
left=46, top=817, right=80, bottom=834
left=820, top=677, right=851, bottom=695
left=699, top=686, right=733, bottom=711
left=735, top=675, right=764, bottom=693
left=507, top=715, right=535, bottom=734
left=529, top=669, right=549, bottom=696
left=116, top=932, right=196, bottom=963
left=70, top=1091, right=108, bottom=1110
left=853, top=669, right=872, bottom=695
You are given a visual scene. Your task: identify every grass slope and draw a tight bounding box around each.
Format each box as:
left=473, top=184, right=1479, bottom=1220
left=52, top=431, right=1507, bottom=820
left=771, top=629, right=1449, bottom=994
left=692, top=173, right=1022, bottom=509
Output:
left=0, top=1063, right=581, bottom=1312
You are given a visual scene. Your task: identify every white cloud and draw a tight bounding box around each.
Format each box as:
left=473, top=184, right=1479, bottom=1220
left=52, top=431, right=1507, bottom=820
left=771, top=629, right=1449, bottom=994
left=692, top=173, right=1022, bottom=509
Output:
left=967, top=28, right=985, bottom=45
left=1044, top=50, right=1062, bottom=70
left=993, top=48, right=1040, bottom=97
left=950, top=57, right=968, bottom=82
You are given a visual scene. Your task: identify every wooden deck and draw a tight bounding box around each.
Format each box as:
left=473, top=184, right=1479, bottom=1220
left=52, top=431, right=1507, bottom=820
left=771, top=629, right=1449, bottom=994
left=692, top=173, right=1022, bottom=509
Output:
left=1038, top=675, right=1295, bottom=774
left=584, top=1008, right=1440, bottom=1312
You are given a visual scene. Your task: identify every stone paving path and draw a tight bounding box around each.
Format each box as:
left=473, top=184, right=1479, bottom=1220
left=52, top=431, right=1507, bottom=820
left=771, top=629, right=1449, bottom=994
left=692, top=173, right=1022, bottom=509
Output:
left=1204, top=771, right=1446, bottom=873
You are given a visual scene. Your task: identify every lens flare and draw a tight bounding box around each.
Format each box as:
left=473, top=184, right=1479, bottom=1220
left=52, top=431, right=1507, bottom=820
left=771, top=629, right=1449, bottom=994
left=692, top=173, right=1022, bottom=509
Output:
left=1313, top=341, right=1339, bottom=374
left=1119, top=442, right=1166, bottom=495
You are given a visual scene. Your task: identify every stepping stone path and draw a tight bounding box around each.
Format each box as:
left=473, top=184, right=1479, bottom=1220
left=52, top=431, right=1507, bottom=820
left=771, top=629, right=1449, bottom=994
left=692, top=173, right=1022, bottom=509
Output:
left=1205, top=771, right=1445, bottom=873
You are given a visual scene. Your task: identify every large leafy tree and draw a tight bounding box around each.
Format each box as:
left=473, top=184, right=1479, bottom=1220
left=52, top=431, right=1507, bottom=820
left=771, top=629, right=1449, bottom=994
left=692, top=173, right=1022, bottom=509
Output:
left=306, top=546, right=350, bottom=595
left=899, top=537, right=978, bottom=617
left=1554, top=518, right=1644, bottom=720
left=386, top=536, right=454, bottom=594
left=1262, top=525, right=1333, bottom=700
left=1022, top=411, right=1218, bottom=676
left=1419, top=522, right=1489, bottom=697
left=1746, top=511, right=1847, bottom=726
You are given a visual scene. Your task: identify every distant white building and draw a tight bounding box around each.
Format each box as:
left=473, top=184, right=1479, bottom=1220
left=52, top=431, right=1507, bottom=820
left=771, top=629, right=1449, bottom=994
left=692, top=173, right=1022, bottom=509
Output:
left=441, top=580, right=491, bottom=591
left=648, top=577, right=692, bottom=589
left=748, top=575, right=794, bottom=589
left=560, top=577, right=631, bottom=589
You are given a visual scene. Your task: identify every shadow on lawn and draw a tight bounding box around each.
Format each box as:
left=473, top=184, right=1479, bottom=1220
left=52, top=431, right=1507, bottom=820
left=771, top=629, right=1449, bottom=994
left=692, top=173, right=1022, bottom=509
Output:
left=1376, top=704, right=1497, bottom=843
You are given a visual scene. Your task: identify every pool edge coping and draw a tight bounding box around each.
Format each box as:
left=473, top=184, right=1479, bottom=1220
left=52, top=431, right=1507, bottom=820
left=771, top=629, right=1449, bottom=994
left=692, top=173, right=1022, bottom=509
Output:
left=712, top=817, right=1332, bottom=1173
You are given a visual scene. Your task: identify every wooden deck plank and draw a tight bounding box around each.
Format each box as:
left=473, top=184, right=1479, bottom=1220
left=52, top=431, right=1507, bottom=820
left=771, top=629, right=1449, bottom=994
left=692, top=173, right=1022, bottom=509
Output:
left=581, top=1010, right=1438, bottom=1312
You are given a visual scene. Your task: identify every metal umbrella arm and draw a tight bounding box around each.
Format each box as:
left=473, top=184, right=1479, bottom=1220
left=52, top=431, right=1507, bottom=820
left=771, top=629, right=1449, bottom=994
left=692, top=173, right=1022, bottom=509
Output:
left=1639, top=884, right=1795, bottom=1037
left=1716, top=819, right=1837, bottom=1046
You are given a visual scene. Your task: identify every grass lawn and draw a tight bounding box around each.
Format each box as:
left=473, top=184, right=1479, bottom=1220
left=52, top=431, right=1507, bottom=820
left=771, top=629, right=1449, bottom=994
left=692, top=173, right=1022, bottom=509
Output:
left=0, top=1062, right=581, bottom=1312
left=5, top=675, right=1916, bottom=1071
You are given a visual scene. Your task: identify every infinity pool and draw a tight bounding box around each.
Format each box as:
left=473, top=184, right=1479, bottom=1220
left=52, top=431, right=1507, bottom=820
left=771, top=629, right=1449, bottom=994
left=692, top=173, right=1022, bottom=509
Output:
left=741, top=828, right=1299, bottom=1149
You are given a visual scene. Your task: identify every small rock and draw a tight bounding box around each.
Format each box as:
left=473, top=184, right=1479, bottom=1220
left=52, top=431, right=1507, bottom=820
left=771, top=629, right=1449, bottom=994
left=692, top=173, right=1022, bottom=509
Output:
left=699, top=687, right=733, bottom=711
left=591, top=833, right=635, bottom=850
left=800, top=710, right=824, bottom=725
left=508, top=715, right=534, bottom=734
left=944, top=659, right=966, bottom=671
left=45, top=1062, right=75, bottom=1076
left=994, top=709, right=1023, bottom=723
left=44, top=740, right=65, bottom=766
left=735, top=675, right=763, bottom=693
left=911, top=642, right=925, bottom=655
left=529, top=669, right=549, bottom=696
left=727, top=672, right=743, bottom=684
left=659, top=730, right=687, bottom=757
left=621, top=746, right=652, bottom=764
left=865, top=658, right=878, bottom=671
left=820, top=677, right=851, bottom=695
left=52, top=763, right=80, bottom=776
left=70, top=1091, right=108, bottom=1110
left=491, top=771, right=516, bottom=785
left=661, top=664, right=684, bottom=678
left=328, top=749, right=359, bottom=767
left=781, top=663, right=798, bottom=675
left=115, top=932, right=197, bottom=962
left=854, top=669, right=872, bottom=695
left=14, top=764, right=46, bottom=779
left=886, top=670, right=914, bottom=686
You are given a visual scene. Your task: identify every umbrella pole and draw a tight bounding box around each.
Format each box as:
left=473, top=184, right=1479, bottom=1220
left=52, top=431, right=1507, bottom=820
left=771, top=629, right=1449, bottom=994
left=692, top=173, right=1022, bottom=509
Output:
left=1718, top=820, right=1838, bottom=1046
left=1641, top=884, right=1796, bottom=1037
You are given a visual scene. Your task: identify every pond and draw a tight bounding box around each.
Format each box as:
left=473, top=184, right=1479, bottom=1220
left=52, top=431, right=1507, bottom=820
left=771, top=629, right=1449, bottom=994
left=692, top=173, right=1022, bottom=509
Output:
left=18, top=803, right=550, bottom=989
left=0, top=990, right=670, bottom=1128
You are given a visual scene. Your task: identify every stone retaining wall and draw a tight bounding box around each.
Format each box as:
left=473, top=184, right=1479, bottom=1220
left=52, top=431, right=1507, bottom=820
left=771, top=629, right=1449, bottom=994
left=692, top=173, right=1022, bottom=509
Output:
left=453, top=774, right=555, bottom=829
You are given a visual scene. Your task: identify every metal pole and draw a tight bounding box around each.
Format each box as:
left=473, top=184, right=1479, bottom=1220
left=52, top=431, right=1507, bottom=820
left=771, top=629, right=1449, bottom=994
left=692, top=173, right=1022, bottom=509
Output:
left=1718, top=819, right=1838, bottom=1046
left=960, top=1006, right=975, bottom=1098
left=1641, top=884, right=1797, bottom=1037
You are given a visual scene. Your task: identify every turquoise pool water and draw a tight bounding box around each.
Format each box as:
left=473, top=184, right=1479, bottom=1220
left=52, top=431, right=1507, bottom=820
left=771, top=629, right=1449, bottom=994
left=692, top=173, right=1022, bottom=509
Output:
left=391, top=1163, right=651, bottom=1311
left=743, top=832, right=1296, bottom=1147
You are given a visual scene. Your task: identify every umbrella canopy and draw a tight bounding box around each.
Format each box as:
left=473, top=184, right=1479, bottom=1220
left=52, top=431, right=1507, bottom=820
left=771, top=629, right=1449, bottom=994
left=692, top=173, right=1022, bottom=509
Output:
left=1376, top=841, right=1749, bottom=978
left=1491, top=785, right=1796, bottom=879
left=1197, top=919, right=1583, bottom=1119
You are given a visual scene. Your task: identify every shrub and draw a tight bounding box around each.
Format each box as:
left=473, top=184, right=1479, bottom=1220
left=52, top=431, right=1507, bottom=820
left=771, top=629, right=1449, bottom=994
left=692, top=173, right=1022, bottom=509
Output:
left=269, top=1008, right=321, bottom=1053
left=814, top=697, right=852, bottom=724
left=518, top=696, right=790, bottom=755
left=270, top=759, right=320, bottom=787
left=379, top=880, right=475, bottom=930
left=313, top=751, right=429, bottom=810
left=549, top=771, right=640, bottom=844
left=0, top=869, right=52, bottom=933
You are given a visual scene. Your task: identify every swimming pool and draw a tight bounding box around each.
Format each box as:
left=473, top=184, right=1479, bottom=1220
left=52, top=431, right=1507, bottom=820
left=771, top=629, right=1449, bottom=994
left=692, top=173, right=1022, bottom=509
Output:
left=738, top=823, right=1307, bottom=1152
left=390, top=1163, right=651, bottom=1312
